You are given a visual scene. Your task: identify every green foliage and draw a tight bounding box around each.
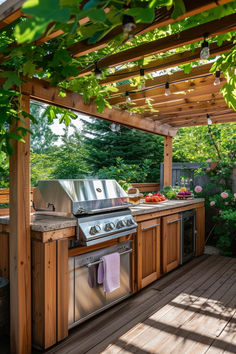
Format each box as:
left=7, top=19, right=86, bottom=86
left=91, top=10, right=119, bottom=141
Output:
left=97, top=157, right=150, bottom=187
left=192, top=160, right=236, bottom=255
left=0, top=0, right=235, bottom=154
left=210, top=45, right=236, bottom=111
left=81, top=117, right=164, bottom=182
left=30, top=102, right=59, bottom=153
left=173, top=124, right=236, bottom=163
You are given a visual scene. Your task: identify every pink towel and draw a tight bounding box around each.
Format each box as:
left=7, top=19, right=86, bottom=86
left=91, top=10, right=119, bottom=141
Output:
left=97, top=252, right=120, bottom=293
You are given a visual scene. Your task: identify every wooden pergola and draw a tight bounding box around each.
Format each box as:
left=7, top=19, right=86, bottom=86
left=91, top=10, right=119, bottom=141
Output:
left=0, top=0, right=235, bottom=353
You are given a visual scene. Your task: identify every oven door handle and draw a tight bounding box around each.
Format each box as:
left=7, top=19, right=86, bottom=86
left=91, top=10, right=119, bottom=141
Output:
left=86, top=248, right=133, bottom=267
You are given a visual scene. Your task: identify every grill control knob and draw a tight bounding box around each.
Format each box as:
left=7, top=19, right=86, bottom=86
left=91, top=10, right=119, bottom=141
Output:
left=116, top=220, right=126, bottom=229
left=104, top=222, right=115, bottom=232
left=126, top=218, right=135, bottom=226
left=89, top=225, right=101, bottom=235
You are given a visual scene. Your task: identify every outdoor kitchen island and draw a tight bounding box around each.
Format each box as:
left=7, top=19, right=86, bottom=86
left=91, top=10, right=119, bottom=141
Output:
left=0, top=198, right=205, bottom=350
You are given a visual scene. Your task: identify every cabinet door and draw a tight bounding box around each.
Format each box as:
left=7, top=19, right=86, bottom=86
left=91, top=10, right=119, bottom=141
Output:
left=137, top=218, right=161, bottom=290
left=195, top=206, right=205, bottom=256
left=162, top=213, right=181, bottom=273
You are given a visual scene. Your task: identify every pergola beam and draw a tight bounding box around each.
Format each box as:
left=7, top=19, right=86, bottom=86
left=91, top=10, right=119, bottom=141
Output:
left=109, top=76, right=225, bottom=106
left=75, top=13, right=236, bottom=76
left=20, top=78, right=177, bottom=137
left=99, top=41, right=234, bottom=85
left=108, top=63, right=214, bottom=97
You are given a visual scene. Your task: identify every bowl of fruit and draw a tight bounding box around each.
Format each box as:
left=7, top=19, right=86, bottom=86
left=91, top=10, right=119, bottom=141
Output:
left=145, top=192, right=168, bottom=203
left=176, top=188, right=194, bottom=199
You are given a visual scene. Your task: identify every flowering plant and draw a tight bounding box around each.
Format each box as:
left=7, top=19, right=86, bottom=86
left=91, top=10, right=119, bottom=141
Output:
left=193, top=160, right=236, bottom=255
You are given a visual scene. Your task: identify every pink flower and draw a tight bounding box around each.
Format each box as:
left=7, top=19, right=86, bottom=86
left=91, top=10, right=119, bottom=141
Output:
left=210, top=201, right=215, bottom=206
left=225, top=202, right=228, bottom=205
left=221, top=192, right=228, bottom=199
left=206, top=159, right=211, bottom=163
left=234, top=193, right=236, bottom=199
left=194, top=185, right=202, bottom=193
left=207, top=167, right=211, bottom=171
left=219, top=210, right=222, bottom=214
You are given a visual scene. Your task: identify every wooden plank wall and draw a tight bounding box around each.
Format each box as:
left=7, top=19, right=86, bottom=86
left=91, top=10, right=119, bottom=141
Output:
left=0, top=188, right=35, bottom=216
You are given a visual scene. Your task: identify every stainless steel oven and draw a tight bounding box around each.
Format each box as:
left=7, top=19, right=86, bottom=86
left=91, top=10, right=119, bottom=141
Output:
left=68, top=240, right=133, bottom=329
left=33, top=179, right=137, bottom=328
left=180, top=209, right=196, bottom=264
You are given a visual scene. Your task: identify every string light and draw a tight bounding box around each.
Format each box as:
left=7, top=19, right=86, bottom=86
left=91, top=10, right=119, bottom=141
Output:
left=125, top=91, right=131, bottom=103
left=206, top=113, right=212, bottom=125
left=214, top=71, right=221, bottom=86
left=165, top=82, right=171, bottom=96
left=122, top=14, right=136, bottom=33
left=200, top=35, right=210, bottom=60
left=110, top=123, right=120, bottom=132
left=140, top=68, right=145, bottom=89
left=94, top=61, right=102, bottom=79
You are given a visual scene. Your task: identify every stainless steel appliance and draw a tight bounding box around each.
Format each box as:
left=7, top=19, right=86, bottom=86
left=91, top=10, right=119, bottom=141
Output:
left=68, top=240, right=132, bottom=328
left=180, top=210, right=196, bottom=264
left=33, top=179, right=137, bottom=246
left=33, top=179, right=137, bottom=328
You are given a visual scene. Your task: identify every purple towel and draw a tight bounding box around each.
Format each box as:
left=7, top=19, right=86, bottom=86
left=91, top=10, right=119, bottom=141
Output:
left=97, top=252, right=120, bottom=293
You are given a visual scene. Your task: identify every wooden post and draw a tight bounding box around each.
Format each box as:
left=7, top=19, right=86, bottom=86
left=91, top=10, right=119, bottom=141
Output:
left=9, top=94, right=31, bottom=353
left=163, top=136, right=172, bottom=186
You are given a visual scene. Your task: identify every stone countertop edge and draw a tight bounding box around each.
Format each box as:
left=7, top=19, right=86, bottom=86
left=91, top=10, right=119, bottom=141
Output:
left=130, top=198, right=205, bottom=216
left=0, top=214, right=77, bottom=232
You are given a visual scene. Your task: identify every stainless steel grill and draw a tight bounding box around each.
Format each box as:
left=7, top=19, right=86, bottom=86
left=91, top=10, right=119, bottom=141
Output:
left=33, top=179, right=137, bottom=246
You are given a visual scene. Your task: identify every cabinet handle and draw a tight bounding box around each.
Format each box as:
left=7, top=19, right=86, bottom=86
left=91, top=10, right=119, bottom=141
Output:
left=167, top=218, right=181, bottom=224
left=141, top=223, right=160, bottom=231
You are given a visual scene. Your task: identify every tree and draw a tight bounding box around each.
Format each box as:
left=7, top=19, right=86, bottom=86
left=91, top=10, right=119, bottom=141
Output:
left=30, top=101, right=59, bottom=153
left=50, top=124, right=89, bottom=179
left=173, top=123, right=236, bottom=162
left=81, top=117, right=164, bottom=181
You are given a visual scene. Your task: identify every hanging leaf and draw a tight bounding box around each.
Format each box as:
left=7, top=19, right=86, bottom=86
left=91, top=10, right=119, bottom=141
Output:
left=0, top=72, right=21, bottom=90
left=171, top=0, right=186, bottom=20
left=22, top=60, right=36, bottom=77
left=125, top=8, right=155, bottom=23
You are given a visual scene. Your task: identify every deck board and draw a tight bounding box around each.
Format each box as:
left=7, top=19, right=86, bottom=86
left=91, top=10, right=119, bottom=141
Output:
left=44, top=255, right=236, bottom=354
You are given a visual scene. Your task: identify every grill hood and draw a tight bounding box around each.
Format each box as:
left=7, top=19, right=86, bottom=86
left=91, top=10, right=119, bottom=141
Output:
left=33, top=179, right=129, bottom=216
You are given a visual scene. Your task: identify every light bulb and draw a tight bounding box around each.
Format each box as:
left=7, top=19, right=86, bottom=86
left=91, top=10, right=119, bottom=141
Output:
left=140, top=68, right=145, bottom=90
left=214, top=71, right=221, bottom=86
left=165, top=82, right=170, bottom=96
left=94, top=67, right=102, bottom=80
left=126, top=95, right=131, bottom=103
left=122, top=14, right=136, bottom=33
left=116, top=124, right=121, bottom=132
left=125, top=91, right=131, bottom=103
left=110, top=123, right=117, bottom=132
left=200, top=40, right=210, bottom=60
left=207, top=114, right=212, bottom=125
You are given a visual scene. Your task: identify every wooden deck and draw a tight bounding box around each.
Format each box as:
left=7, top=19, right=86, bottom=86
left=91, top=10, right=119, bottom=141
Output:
left=43, top=255, right=236, bottom=354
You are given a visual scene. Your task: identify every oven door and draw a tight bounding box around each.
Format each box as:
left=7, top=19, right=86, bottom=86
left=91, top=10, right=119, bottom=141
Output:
left=68, top=240, right=132, bottom=329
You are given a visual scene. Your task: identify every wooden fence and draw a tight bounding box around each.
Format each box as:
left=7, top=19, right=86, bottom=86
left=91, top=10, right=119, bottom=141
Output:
left=0, top=188, right=35, bottom=216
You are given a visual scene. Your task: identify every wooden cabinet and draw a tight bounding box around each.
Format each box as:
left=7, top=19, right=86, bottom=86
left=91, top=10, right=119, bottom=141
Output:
left=137, top=218, right=161, bottom=290
left=195, top=206, right=205, bottom=256
left=162, top=213, right=181, bottom=273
